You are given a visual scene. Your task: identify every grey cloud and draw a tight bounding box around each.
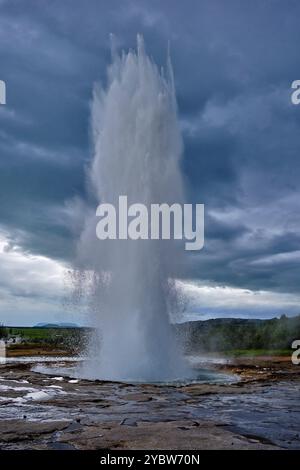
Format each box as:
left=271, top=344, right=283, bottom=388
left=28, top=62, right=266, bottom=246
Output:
left=1, top=0, right=300, bottom=315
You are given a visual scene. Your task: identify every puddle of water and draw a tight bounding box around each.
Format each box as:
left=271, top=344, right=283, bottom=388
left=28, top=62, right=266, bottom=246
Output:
left=186, top=355, right=230, bottom=366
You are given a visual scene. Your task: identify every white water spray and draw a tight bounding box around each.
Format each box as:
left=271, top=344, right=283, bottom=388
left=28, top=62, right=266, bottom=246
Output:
left=75, top=36, right=191, bottom=382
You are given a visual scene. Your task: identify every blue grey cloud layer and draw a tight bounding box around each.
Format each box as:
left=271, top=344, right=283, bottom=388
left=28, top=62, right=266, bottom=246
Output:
left=1, top=0, right=300, bottom=302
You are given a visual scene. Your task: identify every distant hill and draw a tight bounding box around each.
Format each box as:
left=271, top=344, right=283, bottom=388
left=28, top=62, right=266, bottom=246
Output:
left=34, top=322, right=79, bottom=328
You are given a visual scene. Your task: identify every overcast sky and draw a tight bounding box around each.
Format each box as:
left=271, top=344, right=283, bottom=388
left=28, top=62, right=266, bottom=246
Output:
left=1, top=0, right=300, bottom=325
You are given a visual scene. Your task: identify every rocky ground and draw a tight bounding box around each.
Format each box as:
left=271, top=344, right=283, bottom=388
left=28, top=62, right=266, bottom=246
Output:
left=0, top=356, right=299, bottom=450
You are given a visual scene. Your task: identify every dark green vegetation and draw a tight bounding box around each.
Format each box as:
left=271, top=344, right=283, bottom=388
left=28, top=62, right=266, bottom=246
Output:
left=177, top=315, right=300, bottom=354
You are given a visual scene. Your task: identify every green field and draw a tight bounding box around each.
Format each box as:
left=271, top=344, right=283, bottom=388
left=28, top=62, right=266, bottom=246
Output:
left=5, top=326, right=75, bottom=340
left=2, top=326, right=90, bottom=353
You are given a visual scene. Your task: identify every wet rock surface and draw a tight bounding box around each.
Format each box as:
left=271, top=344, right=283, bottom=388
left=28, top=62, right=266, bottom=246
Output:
left=0, top=358, right=299, bottom=450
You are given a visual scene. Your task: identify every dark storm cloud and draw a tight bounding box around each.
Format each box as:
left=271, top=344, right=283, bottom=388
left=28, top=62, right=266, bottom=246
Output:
left=1, top=0, right=300, bottom=299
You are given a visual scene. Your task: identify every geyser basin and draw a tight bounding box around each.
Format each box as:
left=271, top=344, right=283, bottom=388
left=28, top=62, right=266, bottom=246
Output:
left=32, top=358, right=238, bottom=386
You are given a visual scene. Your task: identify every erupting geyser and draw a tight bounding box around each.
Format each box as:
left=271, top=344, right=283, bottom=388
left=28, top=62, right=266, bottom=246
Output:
left=75, top=35, right=192, bottom=382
